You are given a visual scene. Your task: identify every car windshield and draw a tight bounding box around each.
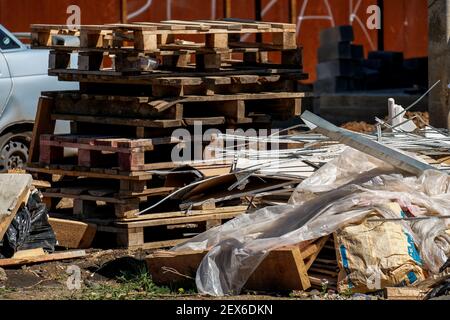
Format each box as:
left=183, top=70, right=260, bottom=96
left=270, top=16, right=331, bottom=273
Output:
left=0, top=28, right=20, bottom=50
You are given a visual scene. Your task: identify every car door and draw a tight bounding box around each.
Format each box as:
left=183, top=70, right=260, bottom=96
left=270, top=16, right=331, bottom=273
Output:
left=0, top=26, right=22, bottom=116
left=0, top=49, right=12, bottom=115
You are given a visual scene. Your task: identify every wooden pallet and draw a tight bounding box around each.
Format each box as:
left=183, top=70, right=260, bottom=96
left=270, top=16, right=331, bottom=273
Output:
left=38, top=134, right=183, bottom=171
left=32, top=20, right=297, bottom=52
left=52, top=73, right=305, bottom=97
left=32, top=20, right=300, bottom=72
left=49, top=205, right=247, bottom=249
left=146, top=236, right=329, bottom=291
left=49, top=67, right=308, bottom=83
left=46, top=91, right=304, bottom=125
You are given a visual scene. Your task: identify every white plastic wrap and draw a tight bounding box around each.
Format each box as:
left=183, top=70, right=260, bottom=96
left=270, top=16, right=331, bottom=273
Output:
left=172, top=148, right=450, bottom=296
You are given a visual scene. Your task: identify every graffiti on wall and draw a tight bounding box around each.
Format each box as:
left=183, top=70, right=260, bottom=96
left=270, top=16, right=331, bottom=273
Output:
left=127, top=0, right=218, bottom=20
left=126, top=0, right=379, bottom=49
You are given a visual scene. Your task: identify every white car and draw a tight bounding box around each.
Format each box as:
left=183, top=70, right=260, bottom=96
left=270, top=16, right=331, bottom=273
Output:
left=0, top=25, right=78, bottom=171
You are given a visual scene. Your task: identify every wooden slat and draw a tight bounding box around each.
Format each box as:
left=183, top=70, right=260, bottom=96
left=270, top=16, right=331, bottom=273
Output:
left=115, top=210, right=245, bottom=228
left=121, top=206, right=248, bottom=222
left=26, top=163, right=153, bottom=180
left=0, top=175, right=32, bottom=240
left=384, top=287, right=426, bottom=300
left=0, top=250, right=87, bottom=268
left=29, top=97, right=56, bottom=163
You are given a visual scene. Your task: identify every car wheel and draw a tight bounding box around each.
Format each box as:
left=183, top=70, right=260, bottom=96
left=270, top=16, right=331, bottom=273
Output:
left=0, top=131, right=32, bottom=172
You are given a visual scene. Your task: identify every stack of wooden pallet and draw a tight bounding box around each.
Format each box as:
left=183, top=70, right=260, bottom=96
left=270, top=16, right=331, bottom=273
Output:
left=26, top=19, right=308, bottom=250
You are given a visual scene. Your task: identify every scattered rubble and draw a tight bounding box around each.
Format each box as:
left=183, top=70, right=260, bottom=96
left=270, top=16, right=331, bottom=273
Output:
left=0, top=20, right=448, bottom=301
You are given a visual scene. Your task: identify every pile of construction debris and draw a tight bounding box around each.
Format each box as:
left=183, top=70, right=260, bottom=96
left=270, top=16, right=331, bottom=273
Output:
left=1, top=19, right=449, bottom=301
left=1, top=109, right=450, bottom=299
left=146, top=111, right=450, bottom=299
left=0, top=175, right=86, bottom=269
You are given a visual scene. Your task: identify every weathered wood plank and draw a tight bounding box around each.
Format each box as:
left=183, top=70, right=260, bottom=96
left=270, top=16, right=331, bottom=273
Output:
left=0, top=250, right=87, bottom=268
left=0, top=174, right=32, bottom=240
left=49, top=218, right=97, bottom=249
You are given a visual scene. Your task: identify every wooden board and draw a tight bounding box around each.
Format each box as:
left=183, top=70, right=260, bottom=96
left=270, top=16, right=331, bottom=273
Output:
left=26, top=163, right=154, bottom=180
left=145, top=239, right=329, bottom=292
left=49, top=67, right=306, bottom=82
left=49, top=218, right=97, bottom=249
left=384, top=287, right=426, bottom=300
left=29, top=97, right=56, bottom=163
left=0, top=250, right=86, bottom=268
left=12, top=248, right=46, bottom=259
left=0, top=174, right=32, bottom=239
left=114, top=210, right=245, bottom=228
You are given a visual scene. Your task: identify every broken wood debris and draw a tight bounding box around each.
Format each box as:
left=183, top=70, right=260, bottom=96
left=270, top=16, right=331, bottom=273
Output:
left=0, top=249, right=86, bottom=268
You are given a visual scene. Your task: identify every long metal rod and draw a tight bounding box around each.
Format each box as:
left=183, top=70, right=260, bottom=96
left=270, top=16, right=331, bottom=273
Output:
left=301, top=111, right=436, bottom=176
left=391, top=80, right=441, bottom=122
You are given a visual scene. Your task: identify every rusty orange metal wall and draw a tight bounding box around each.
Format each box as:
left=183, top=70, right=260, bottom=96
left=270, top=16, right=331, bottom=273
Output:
left=0, top=0, right=428, bottom=82
left=0, top=0, right=121, bottom=30
left=383, top=0, right=428, bottom=59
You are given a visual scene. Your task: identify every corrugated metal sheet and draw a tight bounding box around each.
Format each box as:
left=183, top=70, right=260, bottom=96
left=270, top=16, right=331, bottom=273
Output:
left=0, top=0, right=428, bottom=82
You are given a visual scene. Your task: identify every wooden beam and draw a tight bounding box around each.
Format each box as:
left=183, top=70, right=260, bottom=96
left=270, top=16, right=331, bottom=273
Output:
left=0, top=175, right=32, bottom=240
left=0, top=250, right=86, bottom=268
left=29, top=97, right=56, bottom=164
left=384, top=287, right=426, bottom=300
left=12, top=248, right=45, bottom=259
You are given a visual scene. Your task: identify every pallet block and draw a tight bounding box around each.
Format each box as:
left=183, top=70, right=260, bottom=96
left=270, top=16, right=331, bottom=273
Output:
left=49, top=217, right=97, bottom=249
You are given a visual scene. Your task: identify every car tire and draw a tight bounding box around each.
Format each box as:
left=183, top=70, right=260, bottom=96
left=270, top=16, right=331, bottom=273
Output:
left=0, top=131, right=32, bottom=172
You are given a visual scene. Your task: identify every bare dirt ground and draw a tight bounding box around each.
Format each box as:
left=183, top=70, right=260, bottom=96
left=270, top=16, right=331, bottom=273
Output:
left=0, top=249, right=378, bottom=301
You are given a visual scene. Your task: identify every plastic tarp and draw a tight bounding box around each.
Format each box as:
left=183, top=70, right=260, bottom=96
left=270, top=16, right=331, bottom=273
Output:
left=172, top=148, right=450, bottom=296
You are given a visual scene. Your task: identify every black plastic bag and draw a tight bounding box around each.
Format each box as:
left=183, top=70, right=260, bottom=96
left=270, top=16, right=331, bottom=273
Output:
left=0, top=190, right=57, bottom=258
left=426, top=279, right=450, bottom=299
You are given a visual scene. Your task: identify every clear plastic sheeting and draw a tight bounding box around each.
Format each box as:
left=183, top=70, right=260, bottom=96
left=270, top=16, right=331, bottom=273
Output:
left=172, top=148, right=450, bottom=296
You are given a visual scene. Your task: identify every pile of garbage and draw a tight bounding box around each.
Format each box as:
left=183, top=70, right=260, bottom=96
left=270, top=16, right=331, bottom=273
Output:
left=0, top=189, right=56, bottom=258
left=147, top=110, right=450, bottom=299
